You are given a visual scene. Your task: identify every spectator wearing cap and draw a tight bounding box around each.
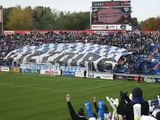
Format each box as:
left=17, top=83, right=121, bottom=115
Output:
left=117, top=87, right=149, bottom=120
left=66, top=94, right=87, bottom=120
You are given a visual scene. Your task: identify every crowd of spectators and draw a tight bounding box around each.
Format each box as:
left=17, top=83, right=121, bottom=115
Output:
left=0, top=30, right=159, bottom=74
left=66, top=87, right=160, bottom=120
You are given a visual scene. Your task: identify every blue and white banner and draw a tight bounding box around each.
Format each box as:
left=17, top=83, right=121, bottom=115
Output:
left=20, top=63, right=60, bottom=70
left=98, top=101, right=105, bottom=120
left=84, top=102, right=94, bottom=118
left=21, top=69, right=40, bottom=74
left=20, top=63, right=87, bottom=72
left=63, top=71, right=75, bottom=76
left=61, top=66, right=87, bottom=72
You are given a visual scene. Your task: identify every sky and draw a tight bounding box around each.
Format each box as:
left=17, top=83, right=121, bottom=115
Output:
left=0, top=0, right=160, bottom=21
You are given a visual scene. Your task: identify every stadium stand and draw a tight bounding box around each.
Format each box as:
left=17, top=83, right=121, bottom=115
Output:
left=0, top=31, right=159, bottom=75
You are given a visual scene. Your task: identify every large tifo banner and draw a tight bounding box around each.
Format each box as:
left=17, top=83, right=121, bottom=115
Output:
left=6, top=43, right=131, bottom=72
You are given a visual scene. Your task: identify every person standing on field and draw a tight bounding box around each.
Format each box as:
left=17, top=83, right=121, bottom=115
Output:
left=84, top=70, right=87, bottom=78
left=138, top=74, right=141, bottom=83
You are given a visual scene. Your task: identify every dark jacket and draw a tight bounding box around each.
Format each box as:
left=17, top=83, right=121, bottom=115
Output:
left=117, top=100, right=149, bottom=120
left=67, top=101, right=87, bottom=120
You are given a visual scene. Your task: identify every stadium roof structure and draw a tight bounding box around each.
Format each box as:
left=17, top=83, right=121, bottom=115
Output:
left=5, top=43, right=132, bottom=72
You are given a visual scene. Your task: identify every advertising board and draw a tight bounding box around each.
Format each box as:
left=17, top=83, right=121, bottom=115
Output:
left=11, top=67, right=20, bottom=73
left=100, top=73, right=113, bottom=80
left=63, top=71, right=75, bottom=76
left=21, top=69, right=40, bottom=74
left=41, top=70, right=60, bottom=76
left=88, top=72, right=113, bottom=80
left=91, top=24, right=131, bottom=30
left=1, top=66, right=10, bottom=72
left=75, top=71, right=85, bottom=77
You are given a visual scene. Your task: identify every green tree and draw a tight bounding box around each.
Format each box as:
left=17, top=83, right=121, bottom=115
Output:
left=39, top=7, right=57, bottom=30
left=3, top=8, right=13, bottom=30
left=56, top=11, right=90, bottom=30
left=140, top=17, right=160, bottom=31
left=33, top=6, right=44, bottom=29
left=7, top=7, right=34, bottom=30
left=131, top=17, right=139, bottom=27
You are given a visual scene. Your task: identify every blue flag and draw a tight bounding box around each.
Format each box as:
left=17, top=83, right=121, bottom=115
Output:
left=84, top=102, right=94, bottom=118
left=98, top=101, right=104, bottom=120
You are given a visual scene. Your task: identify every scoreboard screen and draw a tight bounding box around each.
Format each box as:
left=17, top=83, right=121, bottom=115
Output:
left=91, top=1, right=132, bottom=30
left=92, top=7, right=131, bottom=24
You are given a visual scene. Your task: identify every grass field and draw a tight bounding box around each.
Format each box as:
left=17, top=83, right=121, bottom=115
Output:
left=0, top=72, right=159, bottom=120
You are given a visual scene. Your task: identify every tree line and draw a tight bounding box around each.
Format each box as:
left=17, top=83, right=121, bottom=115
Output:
left=2, top=6, right=160, bottom=30
left=3, top=6, right=90, bottom=30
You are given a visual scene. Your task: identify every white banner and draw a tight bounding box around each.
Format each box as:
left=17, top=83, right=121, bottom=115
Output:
left=91, top=24, right=132, bottom=31
left=40, top=70, right=60, bottom=76
left=100, top=73, right=113, bottom=80
left=1, top=66, right=10, bottom=72
left=4, top=31, right=15, bottom=35
left=75, top=71, right=84, bottom=77
left=88, top=72, right=113, bottom=80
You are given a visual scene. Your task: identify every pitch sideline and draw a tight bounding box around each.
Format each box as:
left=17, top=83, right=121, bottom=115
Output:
left=0, top=82, right=122, bottom=93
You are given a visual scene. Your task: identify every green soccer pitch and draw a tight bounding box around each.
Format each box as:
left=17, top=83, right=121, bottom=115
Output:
left=0, top=72, right=159, bottom=120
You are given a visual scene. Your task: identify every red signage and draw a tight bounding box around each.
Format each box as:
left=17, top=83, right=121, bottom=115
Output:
left=0, top=9, right=2, bottom=23
left=92, top=1, right=131, bottom=7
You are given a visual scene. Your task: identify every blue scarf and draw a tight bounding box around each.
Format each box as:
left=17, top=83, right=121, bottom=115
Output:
left=132, top=97, right=144, bottom=104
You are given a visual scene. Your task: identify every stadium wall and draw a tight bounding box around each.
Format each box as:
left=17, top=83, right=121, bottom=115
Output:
left=3, top=30, right=129, bottom=35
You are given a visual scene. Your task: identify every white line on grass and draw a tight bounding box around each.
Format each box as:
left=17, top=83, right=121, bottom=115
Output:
left=0, top=82, right=122, bottom=93
left=0, top=83, right=70, bottom=93
left=70, top=83, right=122, bottom=93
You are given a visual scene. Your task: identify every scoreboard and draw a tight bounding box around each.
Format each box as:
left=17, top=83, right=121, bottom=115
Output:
left=91, top=1, right=132, bottom=30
